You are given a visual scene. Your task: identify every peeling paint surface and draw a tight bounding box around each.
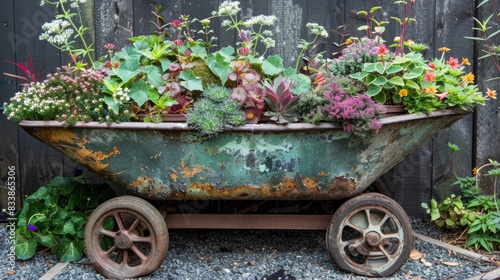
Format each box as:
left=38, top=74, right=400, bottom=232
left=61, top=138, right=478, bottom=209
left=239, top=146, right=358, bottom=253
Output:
left=22, top=110, right=468, bottom=201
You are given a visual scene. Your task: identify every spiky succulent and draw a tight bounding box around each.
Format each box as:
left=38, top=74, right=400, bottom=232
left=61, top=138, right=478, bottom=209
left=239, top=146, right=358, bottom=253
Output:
left=186, top=85, right=245, bottom=136
left=263, top=75, right=300, bottom=124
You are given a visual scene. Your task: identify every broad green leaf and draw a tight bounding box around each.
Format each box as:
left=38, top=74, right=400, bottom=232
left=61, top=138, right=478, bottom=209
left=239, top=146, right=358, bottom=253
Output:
left=372, top=76, right=388, bottom=86
left=373, top=92, right=386, bottom=104
left=405, top=80, right=420, bottom=90
left=143, top=65, right=164, bottom=89
left=130, top=80, right=149, bottom=106
left=365, top=74, right=377, bottom=85
left=54, top=221, right=76, bottom=235
left=116, top=58, right=140, bottom=82
left=389, top=76, right=405, bottom=86
left=386, top=65, right=404, bottom=74
left=403, top=72, right=420, bottom=80
left=262, top=55, right=284, bottom=76
left=206, top=53, right=233, bottom=85
left=281, top=70, right=311, bottom=94
left=219, top=46, right=235, bottom=58
left=349, top=71, right=369, bottom=80
left=103, top=96, right=119, bottom=113
left=179, top=70, right=204, bottom=91
left=33, top=231, right=56, bottom=247
left=15, top=233, right=37, bottom=260
left=58, top=239, right=84, bottom=262
left=366, top=84, right=382, bottom=96
left=159, top=57, right=171, bottom=72
left=363, top=63, right=377, bottom=73
left=190, top=44, right=208, bottom=58
left=374, top=62, right=385, bottom=74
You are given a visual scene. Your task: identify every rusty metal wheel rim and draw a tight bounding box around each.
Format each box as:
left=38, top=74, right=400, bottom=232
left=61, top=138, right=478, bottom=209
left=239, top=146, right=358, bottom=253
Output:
left=90, top=209, right=158, bottom=275
left=337, top=205, right=406, bottom=272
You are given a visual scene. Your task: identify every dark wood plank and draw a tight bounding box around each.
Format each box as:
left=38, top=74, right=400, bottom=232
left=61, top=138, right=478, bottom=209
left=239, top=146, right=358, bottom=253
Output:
left=0, top=0, right=20, bottom=214
left=475, top=3, right=500, bottom=194
left=94, top=0, right=134, bottom=59
left=12, top=0, right=64, bottom=201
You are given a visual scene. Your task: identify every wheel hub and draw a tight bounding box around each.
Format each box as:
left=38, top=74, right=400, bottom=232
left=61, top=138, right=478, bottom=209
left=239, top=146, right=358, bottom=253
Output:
left=365, top=231, right=381, bottom=246
left=115, top=232, right=132, bottom=249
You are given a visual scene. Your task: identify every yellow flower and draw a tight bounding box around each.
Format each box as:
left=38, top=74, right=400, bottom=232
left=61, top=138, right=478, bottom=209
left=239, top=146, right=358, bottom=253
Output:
left=462, top=58, right=470, bottom=66
left=460, top=72, right=474, bottom=85
left=425, top=86, right=437, bottom=94
left=438, top=47, right=450, bottom=53
left=405, top=39, right=414, bottom=46
left=486, top=88, right=497, bottom=99
left=399, top=89, right=408, bottom=97
left=472, top=167, right=479, bottom=176
left=345, top=38, right=353, bottom=45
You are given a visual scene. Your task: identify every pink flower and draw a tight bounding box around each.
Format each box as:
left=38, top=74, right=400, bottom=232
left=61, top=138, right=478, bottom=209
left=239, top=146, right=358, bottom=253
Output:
left=447, top=57, right=460, bottom=69
left=173, top=39, right=184, bottom=46
left=171, top=20, right=182, bottom=28
left=424, top=70, right=435, bottom=82
left=428, top=62, right=435, bottom=69
left=433, top=92, right=449, bottom=100
left=104, top=43, right=116, bottom=50
left=238, top=48, right=249, bottom=55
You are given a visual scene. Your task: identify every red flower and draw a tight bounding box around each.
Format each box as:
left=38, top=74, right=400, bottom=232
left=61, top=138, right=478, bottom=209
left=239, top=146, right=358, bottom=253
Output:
left=428, top=62, right=435, bottom=69
left=377, top=44, right=389, bottom=56
left=447, top=57, right=460, bottom=69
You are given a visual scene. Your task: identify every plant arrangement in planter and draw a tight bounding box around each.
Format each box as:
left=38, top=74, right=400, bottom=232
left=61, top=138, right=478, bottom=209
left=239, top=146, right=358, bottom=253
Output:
left=2, top=0, right=495, bottom=139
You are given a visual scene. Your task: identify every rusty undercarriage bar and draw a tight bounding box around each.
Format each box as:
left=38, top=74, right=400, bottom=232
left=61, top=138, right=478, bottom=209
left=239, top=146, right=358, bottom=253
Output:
left=165, top=214, right=332, bottom=230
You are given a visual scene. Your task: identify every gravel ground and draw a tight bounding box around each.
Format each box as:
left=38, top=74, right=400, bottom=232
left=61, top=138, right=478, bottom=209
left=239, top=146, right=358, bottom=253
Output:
left=1, top=218, right=498, bottom=280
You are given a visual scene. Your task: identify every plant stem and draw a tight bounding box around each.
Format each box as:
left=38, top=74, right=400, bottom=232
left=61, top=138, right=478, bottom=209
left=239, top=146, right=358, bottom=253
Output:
left=60, top=1, right=94, bottom=67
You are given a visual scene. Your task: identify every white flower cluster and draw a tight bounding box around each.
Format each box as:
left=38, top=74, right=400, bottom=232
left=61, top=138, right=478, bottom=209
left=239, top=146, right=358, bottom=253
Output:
left=70, top=0, right=87, bottom=8
left=112, top=87, right=131, bottom=105
left=306, top=23, right=328, bottom=38
left=244, top=15, right=277, bottom=27
left=221, top=19, right=232, bottom=27
left=217, top=1, right=240, bottom=16
left=5, top=82, right=63, bottom=120
left=39, top=19, right=74, bottom=45
left=261, top=37, right=275, bottom=49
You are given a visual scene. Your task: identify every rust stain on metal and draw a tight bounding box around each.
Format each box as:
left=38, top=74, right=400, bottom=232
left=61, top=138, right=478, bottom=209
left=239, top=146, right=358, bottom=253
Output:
left=178, top=158, right=204, bottom=178
left=37, top=128, right=119, bottom=172
left=128, top=173, right=357, bottom=200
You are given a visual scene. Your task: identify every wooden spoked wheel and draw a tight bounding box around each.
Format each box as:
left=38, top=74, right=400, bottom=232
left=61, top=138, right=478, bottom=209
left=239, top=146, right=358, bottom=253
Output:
left=326, top=193, right=413, bottom=277
left=84, top=196, right=168, bottom=279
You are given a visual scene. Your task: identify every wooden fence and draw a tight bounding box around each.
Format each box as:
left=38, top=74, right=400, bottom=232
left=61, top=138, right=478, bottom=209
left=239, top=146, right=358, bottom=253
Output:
left=0, top=0, right=499, bottom=218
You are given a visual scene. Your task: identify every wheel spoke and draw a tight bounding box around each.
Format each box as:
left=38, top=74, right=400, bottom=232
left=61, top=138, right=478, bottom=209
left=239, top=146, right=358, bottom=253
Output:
left=114, top=212, right=125, bottom=231
left=104, top=245, right=117, bottom=256
left=132, top=235, right=152, bottom=244
left=381, top=233, right=401, bottom=240
left=121, top=249, right=129, bottom=266
left=339, top=237, right=362, bottom=249
left=128, top=218, right=141, bottom=232
left=364, top=209, right=372, bottom=226
left=344, top=220, right=365, bottom=233
left=130, top=244, right=148, bottom=262
left=378, top=244, right=394, bottom=261
left=378, top=213, right=391, bottom=227
left=97, top=227, right=117, bottom=238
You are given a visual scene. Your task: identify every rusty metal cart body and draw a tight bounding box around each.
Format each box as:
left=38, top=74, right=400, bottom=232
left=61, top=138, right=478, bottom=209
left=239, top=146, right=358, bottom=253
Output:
left=19, top=108, right=469, bottom=279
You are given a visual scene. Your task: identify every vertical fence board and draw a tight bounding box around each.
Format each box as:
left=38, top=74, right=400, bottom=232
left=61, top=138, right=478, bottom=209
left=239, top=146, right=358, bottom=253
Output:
left=12, top=0, right=64, bottom=201
left=476, top=2, right=500, bottom=194
left=0, top=0, right=20, bottom=216
left=431, top=0, right=475, bottom=202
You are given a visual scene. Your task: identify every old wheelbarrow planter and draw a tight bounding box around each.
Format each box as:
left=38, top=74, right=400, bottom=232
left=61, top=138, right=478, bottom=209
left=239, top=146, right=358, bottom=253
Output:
left=19, top=108, right=469, bottom=278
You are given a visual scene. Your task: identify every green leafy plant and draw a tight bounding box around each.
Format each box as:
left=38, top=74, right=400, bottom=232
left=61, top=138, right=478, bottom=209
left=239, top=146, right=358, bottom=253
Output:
left=422, top=143, right=500, bottom=252
left=13, top=177, right=116, bottom=261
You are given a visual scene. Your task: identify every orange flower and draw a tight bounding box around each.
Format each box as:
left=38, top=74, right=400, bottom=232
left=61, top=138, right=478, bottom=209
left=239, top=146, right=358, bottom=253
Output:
left=472, top=167, right=479, bottom=176
left=345, top=38, right=353, bottom=45
left=438, top=47, right=451, bottom=53
left=425, top=86, right=437, bottom=94
left=486, top=88, right=497, bottom=99
left=462, top=58, right=470, bottom=66
left=399, top=89, right=408, bottom=97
